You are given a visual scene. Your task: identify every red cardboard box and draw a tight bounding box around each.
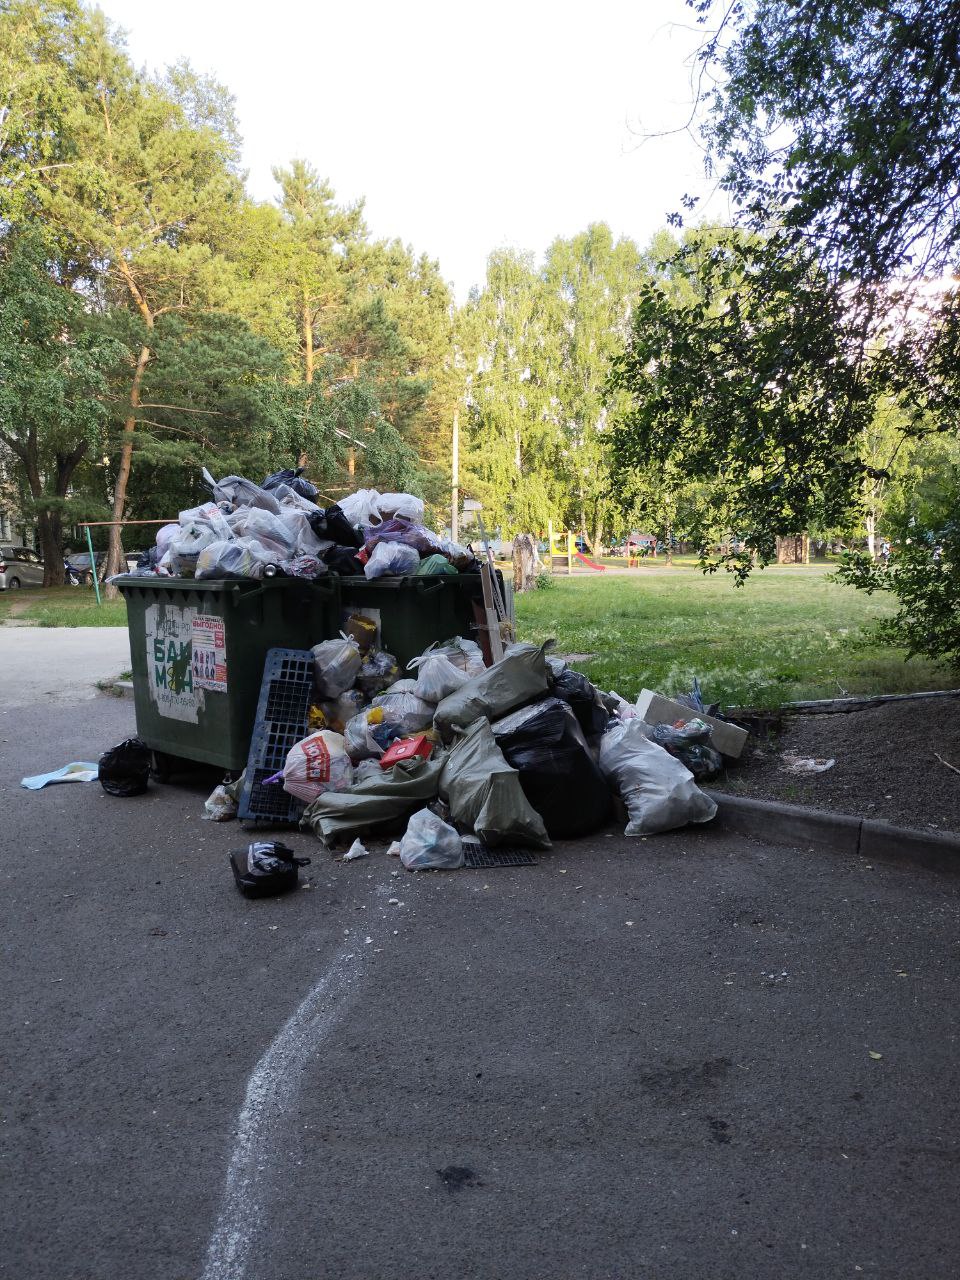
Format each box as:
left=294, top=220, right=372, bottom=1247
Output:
left=379, top=734, right=433, bottom=769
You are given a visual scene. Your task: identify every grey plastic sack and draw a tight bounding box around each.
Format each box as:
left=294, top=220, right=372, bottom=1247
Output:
left=439, top=718, right=550, bottom=849
left=598, top=719, right=718, bottom=836
left=433, top=642, right=551, bottom=739
left=301, top=756, right=443, bottom=843
left=399, top=808, right=464, bottom=870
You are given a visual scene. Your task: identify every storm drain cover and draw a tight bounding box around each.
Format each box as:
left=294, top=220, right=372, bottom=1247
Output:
left=461, top=839, right=540, bottom=869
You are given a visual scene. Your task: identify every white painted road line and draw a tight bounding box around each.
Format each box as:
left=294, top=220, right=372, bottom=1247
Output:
left=201, top=946, right=367, bottom=1280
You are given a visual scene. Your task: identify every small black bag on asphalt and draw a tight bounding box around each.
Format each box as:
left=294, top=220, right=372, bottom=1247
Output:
left=230, top=841, right=311, bottom=898
left=492, top=697, right=611, bottom=839
left=98, top=737, right=151, bottom=797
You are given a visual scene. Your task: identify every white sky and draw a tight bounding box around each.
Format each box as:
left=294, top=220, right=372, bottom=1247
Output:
left=95, top=0, right=726, bottom=300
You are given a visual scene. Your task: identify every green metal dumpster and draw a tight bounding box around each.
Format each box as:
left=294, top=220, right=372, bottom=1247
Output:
left=337, top=572, right=504, bottom=669
left=116, top=575, right=340, bottom=771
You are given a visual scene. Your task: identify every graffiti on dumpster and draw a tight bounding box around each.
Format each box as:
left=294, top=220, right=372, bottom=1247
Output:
left=144, top=603, right=204, bottom=723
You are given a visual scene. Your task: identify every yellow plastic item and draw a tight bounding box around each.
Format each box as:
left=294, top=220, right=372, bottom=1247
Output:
left=366, top=706, right=384, bottom=725
left=308, top=705, right=328, bottom=731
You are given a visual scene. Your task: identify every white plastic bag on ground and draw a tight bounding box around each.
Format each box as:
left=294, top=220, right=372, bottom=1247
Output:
left=378, top=492, right=425, bottom=522
left=406, top=642, right=472, bottom=703
left=400, top=808, right=464, bottom=870
left=598, top=719, right=717, bottom=835
left=282, top=730, right=353, bottom=803
left=312, top=634, right=363, bottom=699
left=339, top=488, right=382, bottom=528
left=364, top=541, right=420, bottom=579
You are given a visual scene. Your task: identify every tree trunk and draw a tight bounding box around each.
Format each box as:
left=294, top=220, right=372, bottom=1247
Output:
left=865, top=509, right=876, bottom=558
left=104, top=341, right=151, bottom=592
left=38, top=511, right=64, bottom=586
left=512, top=533, right=539, bottom=593
left=303, top=290, right=314, bottom=386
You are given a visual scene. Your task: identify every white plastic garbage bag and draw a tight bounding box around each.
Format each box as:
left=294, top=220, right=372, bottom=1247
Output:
left=406, top=642, right=471, bottom=703
left=202, top=468, right=282, bottom=514
left=400, top=808, right=464, bottom=870
left=364, top=541, right=420, bottom=579
left=339, top=488, right=382, bottom=528
left=598, top=719, right=717, bottom=835
left=312, top=634, right=363, bottom=699
left=227, top=507, right=296, bottom=559
left=377, top=492, right=425, bottom=522
left=155, top=523, right=180, bottom=555
left=370, top=686, right=435, bottom=734
left=195, top=537, right=273, bottom=579
left=282, top=730, right=353, bottom=803
left=440, top=636, right=486, bottom=677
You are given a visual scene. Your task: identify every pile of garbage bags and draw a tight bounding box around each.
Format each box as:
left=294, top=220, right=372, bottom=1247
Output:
left=122, top=469, right=479, bottom=583
left=241, top=633, right=731, bottom=872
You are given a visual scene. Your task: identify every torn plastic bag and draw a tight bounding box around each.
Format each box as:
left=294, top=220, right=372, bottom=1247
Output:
left=203, top=468, right=282, bottom=514
left=371, top=686, right=435, bottom=734
left=439, top=540, right=477, bottom=571
left=406, top=641, right=471, bottom=703
left=439, top=719, right=550, bottom=848
left=338, top=487, right=382, bottom=529
left=400, top=808, right=464, bottom=870
left=282, top=730, right=353, bottom=803
left=365, top=517, right=442, bottom=557
left=262, top=466, right=319, bottom=501
left=356, top=649, right=400, bottom=698
left=312, top=634, right=363, bottom=699
left=377, top=492, right=425, bottom=522
left=301, top=756, right=444, bottom=843
left=364, top=540, right=420, bottom=579
left=230, top=840, right=310, bottom=898
left=98, top=737, right=151, bottom=797
left=492, top=697, right=611, bottom=839
left=309, top=505, right=364, bottom=549
left=433, top=641, right=551, bottom=740
left=598, top=719, right=717, bottom=835
left=551, top=667, right=611, bottom=742
left=317, top=688, right=367, bottom=733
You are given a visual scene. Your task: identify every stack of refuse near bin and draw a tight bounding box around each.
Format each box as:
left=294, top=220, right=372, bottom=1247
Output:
left=119, top=466, right=480, bottom=583
left=235, top=629, right=738, bottom=874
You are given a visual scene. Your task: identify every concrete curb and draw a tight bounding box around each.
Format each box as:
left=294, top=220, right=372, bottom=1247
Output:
left=706, top=790, right=960, bottom=874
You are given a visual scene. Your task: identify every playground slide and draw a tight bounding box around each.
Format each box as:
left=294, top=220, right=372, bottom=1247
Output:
left=574, top=551, right=606, bottom=572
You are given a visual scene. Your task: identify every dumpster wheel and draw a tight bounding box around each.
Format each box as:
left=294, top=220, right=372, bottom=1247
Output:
left=150, top=749, right=187, bottom=783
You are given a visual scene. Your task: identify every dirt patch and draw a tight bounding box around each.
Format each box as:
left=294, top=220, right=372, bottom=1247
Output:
left=715, top=694, right=960, bottom=833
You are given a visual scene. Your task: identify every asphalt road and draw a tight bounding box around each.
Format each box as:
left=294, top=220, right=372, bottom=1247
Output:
left=0, top=627, right=131, bottom=709
left=2, top=691, right=960, bottom=1280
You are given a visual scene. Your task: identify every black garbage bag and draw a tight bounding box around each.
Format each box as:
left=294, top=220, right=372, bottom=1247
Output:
left=98, top=737, right=151, bottom=797
left=322, top=544, right=366, bottom=575
left=262, top=466, right=319, bottom=501
left=229, top=841, right=311, bottom=898
left=308, top=505, right=364, bottom=549
left=651, top=720, right=724, bottom=781
left=551, top=668, right=611, bottom=743
left=492, top=697, right=611, bottom=839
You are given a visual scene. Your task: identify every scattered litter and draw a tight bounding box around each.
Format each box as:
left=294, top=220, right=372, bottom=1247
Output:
left=98, top=738, right=151, bottom=798
left=229, top=841, right=310, bottom=897
left=21, top=762, right=99, bottom=790
left=387, top=841, right=402, bottom=858
left=779, top=754, right=836, bottom=774
left=934, top=752, right=960, bottom=777
left=868, top=1050, right=883, bottom=1060
left=203, top=783, right=238, bottom=821
left=400, top=808, right=464, bottom=871
left=342, top=839, right=370, bottom=862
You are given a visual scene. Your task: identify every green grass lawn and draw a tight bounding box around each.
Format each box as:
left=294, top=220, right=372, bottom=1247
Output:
left=515, top=565, right=950, bottom=709
left=0, top=586, right=128, bottom=627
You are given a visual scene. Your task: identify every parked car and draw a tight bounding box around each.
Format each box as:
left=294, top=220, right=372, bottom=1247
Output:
left=0, top=545, right=45, bottom=589
left=65, top=551, right=105, bottom=585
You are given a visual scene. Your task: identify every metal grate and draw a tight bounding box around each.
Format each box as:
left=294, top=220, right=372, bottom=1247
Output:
left=461, top=838, right=541, bottom=869
left=238, top=649, right=314, bottom=824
